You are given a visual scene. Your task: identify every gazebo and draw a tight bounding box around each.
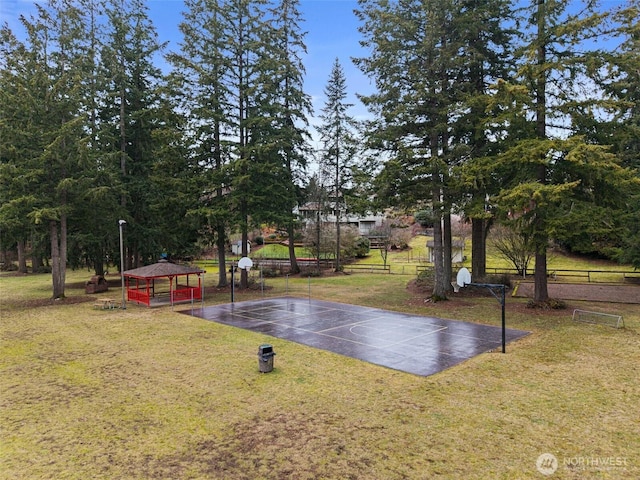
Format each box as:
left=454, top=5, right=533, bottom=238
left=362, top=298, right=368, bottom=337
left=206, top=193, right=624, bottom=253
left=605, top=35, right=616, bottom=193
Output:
left=123, top=260, right=205, bottom=307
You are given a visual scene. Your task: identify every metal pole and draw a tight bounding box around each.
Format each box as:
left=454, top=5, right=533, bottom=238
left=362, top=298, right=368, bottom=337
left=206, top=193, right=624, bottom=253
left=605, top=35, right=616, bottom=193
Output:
left=231, top=261, right=235, bottom=303
left=469, top=282, right=507, bottom=354
left=501, top=285, right=506, bottom=353
left=118, top=220, right=126, bottom=309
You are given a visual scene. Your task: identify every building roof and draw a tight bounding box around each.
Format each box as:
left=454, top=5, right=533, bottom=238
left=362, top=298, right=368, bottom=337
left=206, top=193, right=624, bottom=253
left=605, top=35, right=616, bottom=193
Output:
left=426, top=240, right=466, bottom=248
left=123, top=260, right=204, bottom=279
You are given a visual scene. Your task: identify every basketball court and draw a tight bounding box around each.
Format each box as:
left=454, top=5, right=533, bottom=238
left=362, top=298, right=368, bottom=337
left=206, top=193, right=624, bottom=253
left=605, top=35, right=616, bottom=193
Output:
left=181, top=297, right=530, bottom=377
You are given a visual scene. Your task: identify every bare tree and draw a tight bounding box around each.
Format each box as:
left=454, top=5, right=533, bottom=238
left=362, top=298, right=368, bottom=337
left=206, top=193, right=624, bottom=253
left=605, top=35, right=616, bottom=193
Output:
left=489, top=225, right=535, bottom=277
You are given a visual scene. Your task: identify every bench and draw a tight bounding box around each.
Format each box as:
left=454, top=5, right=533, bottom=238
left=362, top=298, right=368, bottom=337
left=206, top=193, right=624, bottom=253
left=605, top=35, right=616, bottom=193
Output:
left=93, top=298, right=116, bottom=310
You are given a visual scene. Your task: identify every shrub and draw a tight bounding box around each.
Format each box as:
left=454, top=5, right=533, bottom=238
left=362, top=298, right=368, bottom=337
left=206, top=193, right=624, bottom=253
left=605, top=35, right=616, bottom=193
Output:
left=300, top=267, right=323, bottom=277
left=0, top=262, right=17, bottom=272
left=354, top=237, right=370, bottom=258
left=261, top=267, right=281, bottom=278
left=416, top=268, right=434, bottom=288
left=526, top=298, right=567, bottom=310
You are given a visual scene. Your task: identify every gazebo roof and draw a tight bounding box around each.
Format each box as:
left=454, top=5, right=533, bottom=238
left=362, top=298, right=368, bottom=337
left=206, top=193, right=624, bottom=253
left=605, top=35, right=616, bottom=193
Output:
left=123, top=260, right=204, bottom=279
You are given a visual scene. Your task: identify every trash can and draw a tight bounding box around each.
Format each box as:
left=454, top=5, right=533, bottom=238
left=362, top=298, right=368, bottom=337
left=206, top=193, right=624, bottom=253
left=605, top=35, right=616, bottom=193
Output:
left=258, top=344, right=275, bottom=373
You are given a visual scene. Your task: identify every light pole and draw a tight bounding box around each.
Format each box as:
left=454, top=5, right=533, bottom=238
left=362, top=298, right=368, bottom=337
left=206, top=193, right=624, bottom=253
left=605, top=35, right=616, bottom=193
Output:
left=119, top=220, right=126, bottom=309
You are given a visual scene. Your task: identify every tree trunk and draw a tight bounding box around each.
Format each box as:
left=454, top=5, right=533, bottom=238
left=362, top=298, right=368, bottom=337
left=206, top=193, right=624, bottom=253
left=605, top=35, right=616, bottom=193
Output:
left=17, top=239, right=27, bottom=274
left=443, top=211, right=452, bottom=290
left=216, top=223, right=227, bottom=287
left=50, top=220, right=65, bottom=299
left=315, top=212, right=321, bottom=273
left=471, top=218, right=488, bottom=278
left=32, top=254, right=43, bottom=273
left=533, top=0, right=549, bottom=303
left=240, top=200, right=249, bottom=289
left=60, top=214, right=67, bottom=293
left=94, top=256, right=105, bottom=276
left=287, top=222, right=299, bottom=274
left=335, top=205, right=341, bottom=272
left=534, top=249, right=549, bottom=302
left=431, top=219, right=448, bottom=299
left=431, top=187, right=448, bottom=300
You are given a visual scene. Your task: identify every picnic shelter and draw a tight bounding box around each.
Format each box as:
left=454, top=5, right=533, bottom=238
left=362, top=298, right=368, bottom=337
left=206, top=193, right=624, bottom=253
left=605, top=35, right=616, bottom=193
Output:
left=123, top=260, right=204, bottom=307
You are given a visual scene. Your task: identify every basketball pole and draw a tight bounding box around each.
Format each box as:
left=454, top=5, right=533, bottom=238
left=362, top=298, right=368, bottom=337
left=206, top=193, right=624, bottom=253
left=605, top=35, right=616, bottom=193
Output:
left=457, top=268, right=506, bottom=354
left=469, top=282, right=506, bottom=353
left=231, top=261, right=235, bottom=303
left=500, top=284, right=506, bottom=353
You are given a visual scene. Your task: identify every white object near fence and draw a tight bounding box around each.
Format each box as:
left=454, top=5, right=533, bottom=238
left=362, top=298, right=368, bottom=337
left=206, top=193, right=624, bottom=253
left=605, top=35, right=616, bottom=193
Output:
left=572, top=309, right=624, bottom=329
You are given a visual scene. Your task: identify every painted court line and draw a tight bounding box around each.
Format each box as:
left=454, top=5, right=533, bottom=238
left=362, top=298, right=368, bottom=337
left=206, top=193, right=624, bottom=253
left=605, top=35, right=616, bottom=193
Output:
left=373, top=326, right=450, bottom=348
left=180, top=297, right=530, bottom=377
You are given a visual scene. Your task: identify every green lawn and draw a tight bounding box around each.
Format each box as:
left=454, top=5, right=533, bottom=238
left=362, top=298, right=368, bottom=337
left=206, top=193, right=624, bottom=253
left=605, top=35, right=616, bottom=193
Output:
left=1, top=263, right=639, bottom=479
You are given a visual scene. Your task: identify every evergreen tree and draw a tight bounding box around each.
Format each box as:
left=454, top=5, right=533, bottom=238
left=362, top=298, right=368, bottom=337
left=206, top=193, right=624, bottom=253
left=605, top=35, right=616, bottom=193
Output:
left=571, top=2, right=640, bottom=266
left=3, top=0, right=94, bottom=298
left=449, top=0, right=516, bottom=279
left=262, top=0, right=312, bottom=274
left=223, top=0, right=272, bottom=288
left=316, top=59, right=359, bottom=272
left=609, top=3, right=640, bottom=268
left=170, top=0, right=234, bottom=286
left=0, top=27, right=38, bottom=274
left=493, top=0, right=635, bottom=302
left=67, top=0, right=116, bottom=276
left=355, top=0, right=469, bottom=298
left=99, top=0, right=169, bottom=267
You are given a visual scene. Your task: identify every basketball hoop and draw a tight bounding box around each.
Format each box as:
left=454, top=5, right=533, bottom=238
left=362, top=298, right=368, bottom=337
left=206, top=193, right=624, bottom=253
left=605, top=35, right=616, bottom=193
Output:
left=455, top=267, right=471, bottom=290
left=238, top=257, right=253, bottom=272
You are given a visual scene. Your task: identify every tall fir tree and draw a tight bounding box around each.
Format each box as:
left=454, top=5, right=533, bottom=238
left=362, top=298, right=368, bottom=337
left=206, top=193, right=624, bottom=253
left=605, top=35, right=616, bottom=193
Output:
left=100, top=0, right=168, bottom=268
left=263, top=0, right=312, bottom=274
left=571, top=2, right=640, bottom=266
left=223, top=0, right=272, bottom=288
left=317, top=58, right=359, bottom=272
left=448, top=0, right=517, bottom=279
left=356, top=0, right=468, bottom=298
left=492, top=0, right=636, bottom=302
left=4, top=0, right=94, bottom=298
left=0, top=26, right=38, bottom=274
left=171, top=0, right=234, bottom=286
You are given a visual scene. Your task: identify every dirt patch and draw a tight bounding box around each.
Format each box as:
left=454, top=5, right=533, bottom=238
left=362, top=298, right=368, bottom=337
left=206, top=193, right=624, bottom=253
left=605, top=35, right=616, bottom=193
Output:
left=406, top=279, right=640, bottom=307
left=513, top=282, right=640, bottom=304
left=5, top=296, right=94, bottom=309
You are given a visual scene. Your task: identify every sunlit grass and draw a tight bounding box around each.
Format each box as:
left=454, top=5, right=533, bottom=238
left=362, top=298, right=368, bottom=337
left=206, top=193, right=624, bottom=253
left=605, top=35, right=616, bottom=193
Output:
left=251, top=243, right=313, bottom=258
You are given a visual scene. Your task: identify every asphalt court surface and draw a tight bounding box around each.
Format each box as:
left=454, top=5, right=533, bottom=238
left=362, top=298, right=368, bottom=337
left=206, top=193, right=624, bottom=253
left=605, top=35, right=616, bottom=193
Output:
left=181, top=297, right=530, bottom=376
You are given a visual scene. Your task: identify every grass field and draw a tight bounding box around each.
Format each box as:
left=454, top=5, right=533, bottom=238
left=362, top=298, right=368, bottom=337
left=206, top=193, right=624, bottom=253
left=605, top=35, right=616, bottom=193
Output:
left=1, top=257, right=639, bottom=479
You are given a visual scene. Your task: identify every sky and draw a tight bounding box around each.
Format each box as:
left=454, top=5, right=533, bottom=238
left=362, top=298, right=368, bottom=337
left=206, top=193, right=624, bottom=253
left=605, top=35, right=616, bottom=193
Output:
left=1, top=0, right=628, bottom=129
left=0, top=0, right=375, bottom=123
